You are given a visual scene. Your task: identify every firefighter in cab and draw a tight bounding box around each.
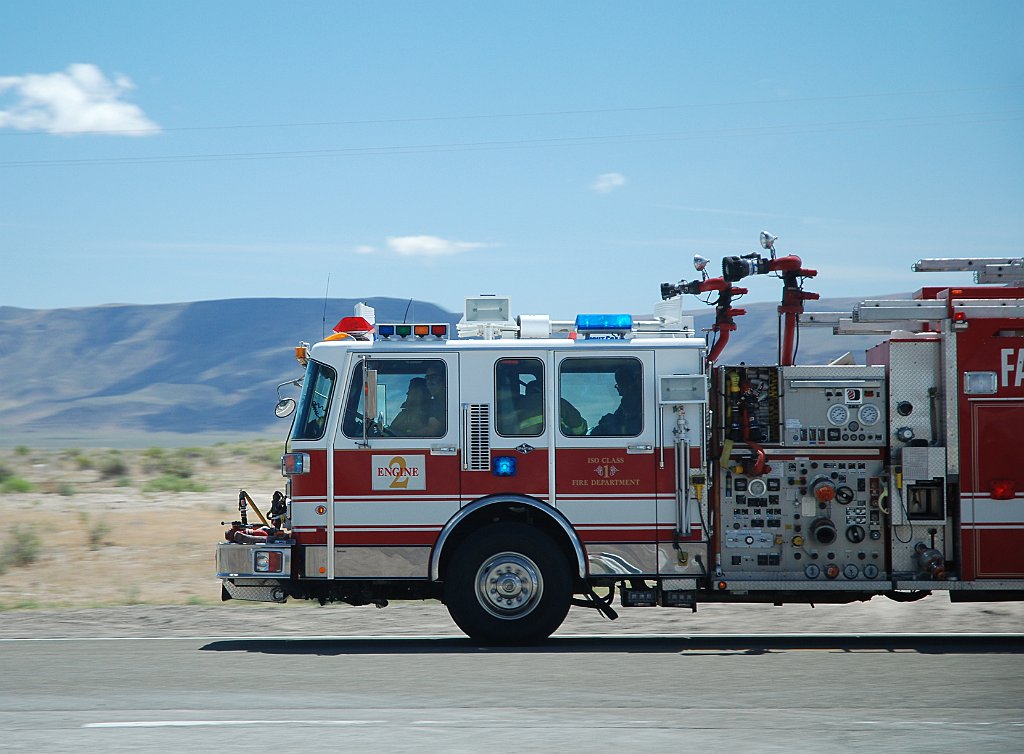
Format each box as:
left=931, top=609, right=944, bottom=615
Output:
left=518, top=378, right=588, bottom=436
left=591, top=364, right=642, bottom=436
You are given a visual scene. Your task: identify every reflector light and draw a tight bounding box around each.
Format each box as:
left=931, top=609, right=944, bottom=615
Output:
left=717, top=581, right=728, bottom=591
left=431, top=325, right=448, bottom=337
left=315, top=505, right=327, bottom=515
left=991, top=480, right=1016, bottom=500
left=281, top=453, right=310, bottom=476
left=492, top=456, right=517, bottom=477
left=396, top=325, right=412, bottom=337
left=378, top=324, right=396, bottom=337
left=414, top=325, right=429, bottom=336
left=954, top=312, right=966, bottom=321
left=574, top=313, right=633, bottom=332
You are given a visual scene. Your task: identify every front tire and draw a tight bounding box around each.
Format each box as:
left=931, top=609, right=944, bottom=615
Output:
left=443, top=523, right=571, bottom=644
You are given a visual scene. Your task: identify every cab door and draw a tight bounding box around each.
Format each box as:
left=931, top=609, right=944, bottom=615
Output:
left=458, top=350, right=551, bottom=504
left=330, top=352, right=460, bottom=578
left=553, top=350, right=660, bottom=575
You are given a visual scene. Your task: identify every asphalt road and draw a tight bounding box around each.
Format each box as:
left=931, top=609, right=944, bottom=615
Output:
left=1, top=633, right=1022, bottom=753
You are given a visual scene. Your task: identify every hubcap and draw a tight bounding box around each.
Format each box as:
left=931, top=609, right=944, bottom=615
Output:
left=475, top=551, right=544, bottom=620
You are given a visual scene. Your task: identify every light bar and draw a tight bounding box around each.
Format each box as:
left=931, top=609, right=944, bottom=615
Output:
left=575, top=313, right=633, bottom=334
left=376, top=323, right=449, bottom=340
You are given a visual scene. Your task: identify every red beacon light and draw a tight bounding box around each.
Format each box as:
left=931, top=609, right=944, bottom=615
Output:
left=330, top=316, right=374, bottom=340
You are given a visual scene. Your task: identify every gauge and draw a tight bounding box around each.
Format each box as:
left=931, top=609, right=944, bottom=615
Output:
left=804, top=564, right=821, bottom=579
left=858, top=404, right=881, bottom=426
left=748, top=478, right=768, bottom=497
left=826, top=404, right=849, bottom=425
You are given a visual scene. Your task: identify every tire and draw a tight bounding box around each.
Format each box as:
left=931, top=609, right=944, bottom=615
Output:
left=443, top=522, right=572, bottom=644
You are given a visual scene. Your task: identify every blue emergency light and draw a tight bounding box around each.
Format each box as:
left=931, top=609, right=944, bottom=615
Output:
left=492, top=456, right=517, bottom=477
left=574, top=313, right=633, bottom=336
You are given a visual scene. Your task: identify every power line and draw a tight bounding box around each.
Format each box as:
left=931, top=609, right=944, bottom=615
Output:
left=1, top=109, right=1019, bottom=169
left=1, top=84, right=1021, bottom=138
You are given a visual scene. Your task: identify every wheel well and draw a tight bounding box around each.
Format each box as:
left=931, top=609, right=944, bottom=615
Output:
left=435, top=500, right=584, bottom=586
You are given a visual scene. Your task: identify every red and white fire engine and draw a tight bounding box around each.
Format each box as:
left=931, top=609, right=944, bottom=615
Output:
left=216, top=234, right=1024, bottom=643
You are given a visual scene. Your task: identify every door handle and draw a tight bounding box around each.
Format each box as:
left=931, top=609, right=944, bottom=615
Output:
left=626, top=444, right=654, bottom=454
left=430, top=445, right=457, bottom=455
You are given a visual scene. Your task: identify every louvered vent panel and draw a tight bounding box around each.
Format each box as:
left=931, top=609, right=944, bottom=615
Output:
left=464, top=403, right=491, bottom=471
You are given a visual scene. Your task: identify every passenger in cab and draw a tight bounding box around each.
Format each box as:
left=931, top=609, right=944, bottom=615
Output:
left=518, top=379, right=588, bottom=436
left=389, top=377, right=441, bottom=436
left=590, top=365, right=642, bottom=436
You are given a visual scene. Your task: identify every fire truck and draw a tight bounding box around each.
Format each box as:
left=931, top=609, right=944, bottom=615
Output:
left=216, top=234, right=1024, bottom=643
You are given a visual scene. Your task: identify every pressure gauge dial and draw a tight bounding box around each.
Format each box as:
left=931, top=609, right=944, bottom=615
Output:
left=827, top=403, right=849, bottom=426
left=858, top=404, right=881, bottom=426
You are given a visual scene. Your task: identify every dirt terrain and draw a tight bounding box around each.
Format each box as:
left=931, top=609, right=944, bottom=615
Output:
left=0, top=443, right=1020, bottom=638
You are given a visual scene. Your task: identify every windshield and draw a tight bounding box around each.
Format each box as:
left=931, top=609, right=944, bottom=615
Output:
left=292, top=360, right=336, bottom=440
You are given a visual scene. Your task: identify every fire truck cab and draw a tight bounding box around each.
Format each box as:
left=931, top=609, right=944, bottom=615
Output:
left=217, top=245, right=1024, bottom=643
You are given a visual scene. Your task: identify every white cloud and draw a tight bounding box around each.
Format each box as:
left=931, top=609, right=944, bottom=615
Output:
left=590, top=172, right=626, bottom=194
left=0, top=63, right=160, bottom=135
left=386, top=235, right=490, bottom=257
left=353, top=244, right=377, bottom=255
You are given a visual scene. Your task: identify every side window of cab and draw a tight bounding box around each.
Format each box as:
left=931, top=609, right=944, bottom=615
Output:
left=342, top=359, right=447, bottom=439
left=559, top=357, right=642, bottom=437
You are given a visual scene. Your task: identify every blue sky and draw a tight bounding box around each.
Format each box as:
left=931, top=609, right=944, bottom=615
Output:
left=2, top=1, right=1022, bottom=320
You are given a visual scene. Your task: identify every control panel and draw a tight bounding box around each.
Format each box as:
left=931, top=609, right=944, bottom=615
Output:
left=779, top=366, right=887, bottom=448
left=717, top=365, right=887, bottom=449
left=717, top=453, right=887, bottom=582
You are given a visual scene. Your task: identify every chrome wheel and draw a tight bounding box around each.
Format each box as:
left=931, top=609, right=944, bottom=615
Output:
left=475, top=551, right=544, bottom=619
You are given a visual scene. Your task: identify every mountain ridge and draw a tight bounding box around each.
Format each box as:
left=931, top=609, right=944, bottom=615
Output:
left=0, top=294, right=894, bottom=445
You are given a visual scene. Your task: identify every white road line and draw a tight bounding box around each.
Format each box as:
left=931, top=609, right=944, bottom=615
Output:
left=85, top=720, right=386, bottom=728
left=1, top=632, right=1021, bottom=643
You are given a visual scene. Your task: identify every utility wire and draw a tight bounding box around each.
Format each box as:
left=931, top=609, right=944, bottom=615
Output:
left=1, top=84, right=1020, bottom=137
left=2, top=109, right=1020, bottom=169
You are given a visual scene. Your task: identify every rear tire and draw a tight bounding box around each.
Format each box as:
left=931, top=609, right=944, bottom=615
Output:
left=443, top=522, right=571, bottom=644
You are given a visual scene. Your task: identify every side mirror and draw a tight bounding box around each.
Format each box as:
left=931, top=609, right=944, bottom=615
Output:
left=275, top=398, right=296, bottom=418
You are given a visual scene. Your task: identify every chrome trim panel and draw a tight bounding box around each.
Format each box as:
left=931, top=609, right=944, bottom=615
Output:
left=588, top=544, right=657, bottom=575
left=335, top=546, right=430, bottom=578
left=216, top=543, right=291, bottom=579
left=301, top=546, right=431, bottom=578
left=430, top=494, right=588, bottom=581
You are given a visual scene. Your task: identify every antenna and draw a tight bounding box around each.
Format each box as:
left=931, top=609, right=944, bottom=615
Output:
left=321, top=273, right=331, bottom=340
left=402, top=297, right=414, bottom=324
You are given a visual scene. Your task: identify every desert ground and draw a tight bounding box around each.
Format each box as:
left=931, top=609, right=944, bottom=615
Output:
left=0, top=442, right=1020, bottom=638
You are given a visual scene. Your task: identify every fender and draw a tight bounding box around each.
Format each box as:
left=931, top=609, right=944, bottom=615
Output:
left=430, top=494, right=588, bottom=581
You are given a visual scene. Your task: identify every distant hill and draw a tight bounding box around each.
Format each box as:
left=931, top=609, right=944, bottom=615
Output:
left=0, top=293, right=894, bottom=445
left=0, top=297, right=458, bottom=443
